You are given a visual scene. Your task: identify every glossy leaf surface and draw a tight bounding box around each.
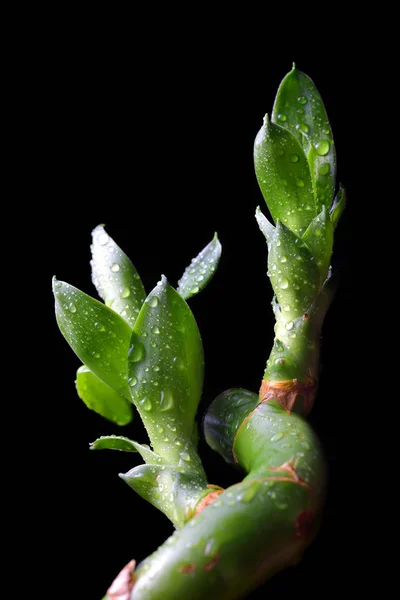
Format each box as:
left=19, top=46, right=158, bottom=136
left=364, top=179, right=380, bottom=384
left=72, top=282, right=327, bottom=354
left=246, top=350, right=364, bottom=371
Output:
left=76, top=366, right=132, bottom=425
left=91, top=225, right=146, bottom=327
left=254, top=116, right=315, bottom=236
left=302, top=206, right=333, bottom=283
left=128, top=276, right=204, bottom=464
left=177, top=233, right=221, bottom=300
left=272, top=66, right=336, bottom=210
left=53, top=279, right=132, bottom=393
left=268, top=222, right=320, bottom=320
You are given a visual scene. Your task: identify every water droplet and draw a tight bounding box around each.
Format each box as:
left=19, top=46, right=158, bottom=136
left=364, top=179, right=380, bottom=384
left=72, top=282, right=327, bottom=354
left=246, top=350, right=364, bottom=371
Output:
left=276, top=502, right=288, bottom=510
left=283, top=305, right=291, bottom=312
left=153, top=365, right=160, bottom=372
left=111, top=263, right=120, bottom=272
left=203, top=538, right=215, bottom=556
left=190, top=285, right=199, bottom=294
left=54, top=280, right=62, bottom=289
left=278, top=276, right=289, bottom=289
left=288, top=332, right=296, bottom=339
left=69, top=302, right=77, bottom=313
left=271, top=432, right=284, bottom=442
left=296, top=178, right=304, bottom=187
left=98, top=232, right=109, bottom=245
left=92, top=352, right=101, bottom=359
left=140, top=397, right=152, bottom=411
left=285, top=321, right=294, bottom=330
left=315, top=140, right=330, bottom=156
left=280, top=255, right=287, bottom=263
left=181, top=452, right=191, bottom=462
left=129, top=376, right=138, bottom=387
left=94, top=321, right=106, bottom=332
left=318, top=163, right=330, bottom=175
left=163, top=437, right=170, bottom=442
left=296, top=123, right=309, bottom=133
left=156, top=424, right=164, bottom=434
left=121, top=286, right=130, bottom=298
left=297, top=95, right=307, bottom=105
left=239, top=486, right=257, bottom=503
left=149, top=296, right=159, bottom=308
left=277, top=113, right=287, bottom=122
left=174, top=441, right=181, bottom=447
left=152, top=326, right=160, bottom=335
left=290, top=154, right=299, bottom=163
left=160, top=389, right=174, bottom=411
left=128, top=342, right=145, bottom=362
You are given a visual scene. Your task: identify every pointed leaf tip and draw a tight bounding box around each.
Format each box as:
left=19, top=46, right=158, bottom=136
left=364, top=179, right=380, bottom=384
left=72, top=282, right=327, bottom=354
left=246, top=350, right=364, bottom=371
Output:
left=177, top=235, right=221, bottom=300
left=54, top=280, right=132, bottom=393
left=255, top=207, right=275, bottom=246
left=91, top=224, right=146, bottom=328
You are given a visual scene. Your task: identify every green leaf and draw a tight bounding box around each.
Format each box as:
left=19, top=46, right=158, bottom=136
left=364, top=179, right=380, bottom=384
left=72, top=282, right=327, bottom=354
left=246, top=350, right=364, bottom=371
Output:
left=53, top=279, right=132, bottom=393
left=76, top=366, right=132, bottom=425
left=90, top=435, right=138, bottom=451
left=120, top=464, right=208, bottom=528
left=128, top=276, right=204, bottom=464
left=302, top=206, right=333, bottom=283
left=255, top=206, right=275, bottom=247
left=177, top=233, right=222, bottom=300
left=254, top=116, right=315, bottom=236
left=90, top=435, right=165, bottom=464
left=268, top=221, right=320, bottom=320
left=272, top=66, right=336, bottom=211
left=330, top=184, right=347, bottom=229
left=91, top=225, right=146, bottom=328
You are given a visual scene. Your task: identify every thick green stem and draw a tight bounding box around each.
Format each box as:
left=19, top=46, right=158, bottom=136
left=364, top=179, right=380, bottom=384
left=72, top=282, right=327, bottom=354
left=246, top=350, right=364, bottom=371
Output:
left=115, top=392, right=326, bottom=599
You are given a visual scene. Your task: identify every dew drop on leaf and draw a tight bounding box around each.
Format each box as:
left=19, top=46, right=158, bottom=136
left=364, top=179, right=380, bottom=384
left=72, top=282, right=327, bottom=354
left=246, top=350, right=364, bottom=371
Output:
left=315, top=140, right=330, bottom=156
left=149, top=296, right=159, bottom=308
left=318, top=163, right=330, bottom=175
left=278, top=277, right=289, bottom=289
left=140, top=398, right=152, bottom=412
left=98, top=233, right=109, bottom=245
left=129, top=342, right=145, bottom=362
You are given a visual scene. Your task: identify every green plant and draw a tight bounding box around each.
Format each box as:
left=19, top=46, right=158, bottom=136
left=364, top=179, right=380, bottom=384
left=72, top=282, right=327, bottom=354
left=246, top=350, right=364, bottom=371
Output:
left=53, top=65, right=345, bottom=599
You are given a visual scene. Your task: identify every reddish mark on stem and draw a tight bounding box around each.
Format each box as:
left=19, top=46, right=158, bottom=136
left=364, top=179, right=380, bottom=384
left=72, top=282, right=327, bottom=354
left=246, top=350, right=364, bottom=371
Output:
left=194, top=489, right=224, bottom=516
left=269, top=459, right=310, bottom=489
left=259, top=377, right=316, bottom=415
left=303, top=313, right=309, bottom=321
left=204, top=553, right=221, bottom=572
left=179, top=564, right=196, bottom=574
left=295, top=510, right=314, bottom=538
left=107, top=559, right=136, bottom=600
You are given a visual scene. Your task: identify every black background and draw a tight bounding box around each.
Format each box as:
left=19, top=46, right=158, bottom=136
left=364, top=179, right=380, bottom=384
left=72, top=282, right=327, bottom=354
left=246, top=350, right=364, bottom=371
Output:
left=34, top=25, right=360, bottom=599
